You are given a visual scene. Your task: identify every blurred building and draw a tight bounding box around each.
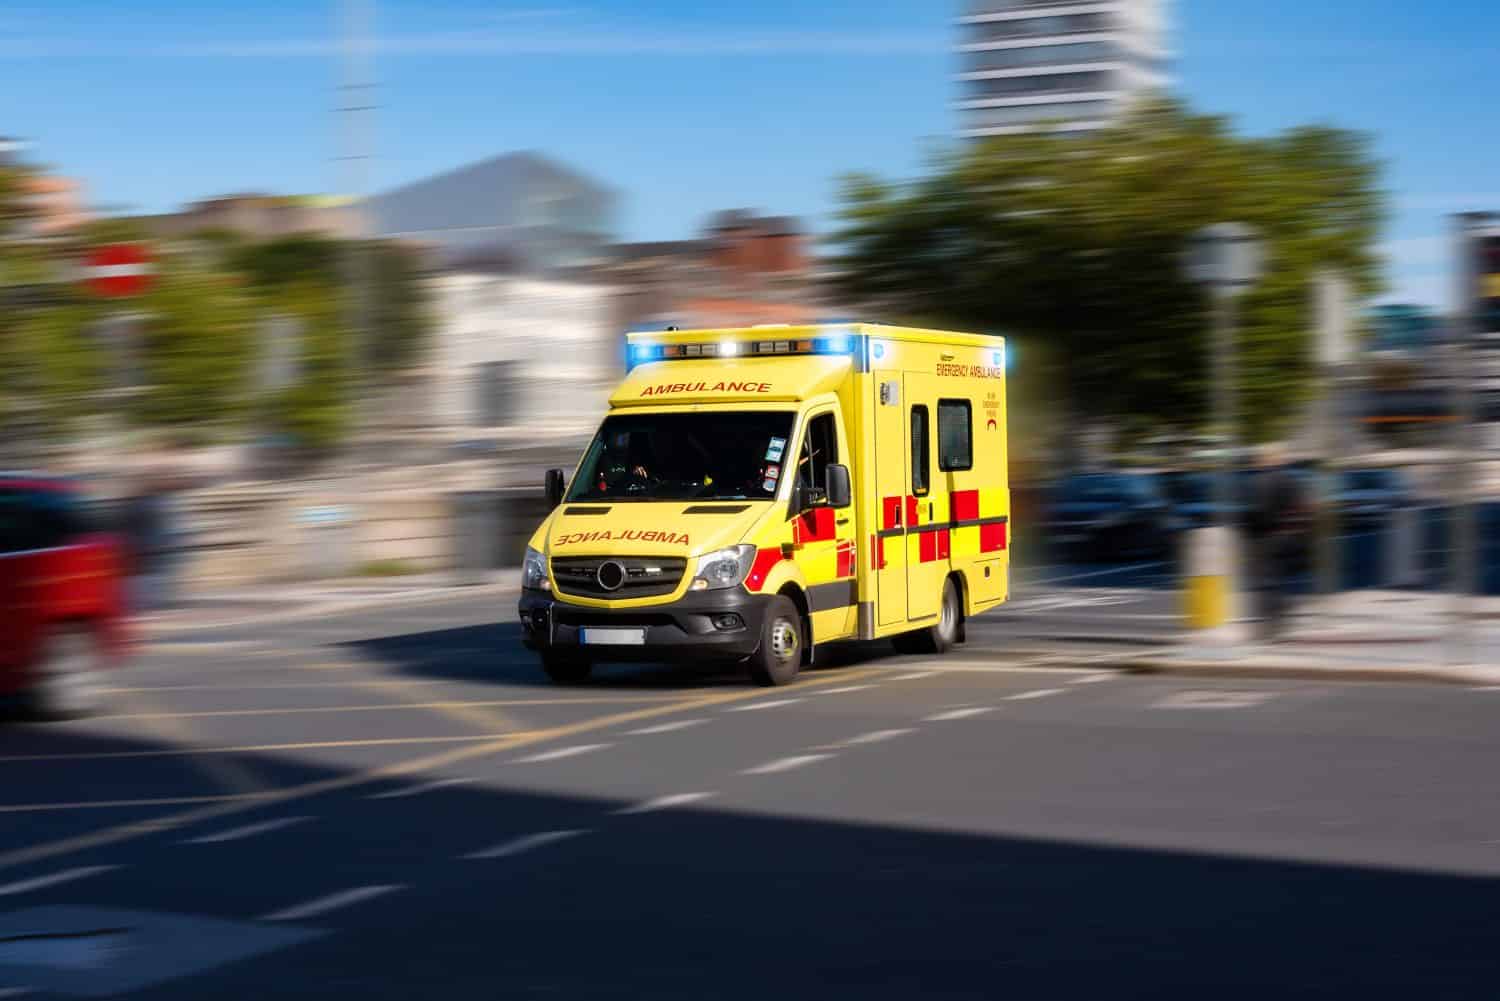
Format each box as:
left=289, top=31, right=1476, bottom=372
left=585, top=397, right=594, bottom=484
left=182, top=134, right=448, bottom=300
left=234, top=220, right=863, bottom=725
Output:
left=601, top=209, right=821, bottom=335
left=371, top=151, right=617, bottom=273
left=0, top=139, right=94, bottom=238
left=146, top=193, right=355, bottom=240
left=1361, top=304, right=1454, bottom=434
left=955, top=0, right=1172, bottom=138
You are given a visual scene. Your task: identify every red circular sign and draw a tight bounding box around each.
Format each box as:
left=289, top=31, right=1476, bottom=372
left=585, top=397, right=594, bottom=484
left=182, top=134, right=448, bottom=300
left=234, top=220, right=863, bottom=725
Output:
left=84, top=243, right=154, bottom=297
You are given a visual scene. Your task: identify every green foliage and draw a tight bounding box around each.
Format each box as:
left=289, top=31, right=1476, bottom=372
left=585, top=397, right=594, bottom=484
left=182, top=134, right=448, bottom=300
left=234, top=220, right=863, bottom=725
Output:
left=261, top=284, right=351, bottom=451
left=130, top=267, right=259, bottom=433
left=0, top=302, right=106, bottom=435
left=833, top=97, right=1385, bottom=443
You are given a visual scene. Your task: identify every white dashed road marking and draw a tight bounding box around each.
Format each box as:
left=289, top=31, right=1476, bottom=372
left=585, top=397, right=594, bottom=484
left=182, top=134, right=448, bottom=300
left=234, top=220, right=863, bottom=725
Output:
left=367, top=777, right=474, bottom=800
left=1005, top=688, right=1065, bottom=701
left=184, top=816, right=311, bottom=844
left=741, top=754, right=831, bottom=775
left=464, top=829, right=591, bottom=860
left=816, top=684, right=876, bottom=695
left=262, top=884, right=405, bottom=922
left=626, top=719, right=709, bottom=735
left=613, top=792, right=716, bottom=815
left=0, top=865, right=119, bottom=898
left=839, top=728, right=914, bottom=746
left=888, top=671, right=937, bottom=682
left=512, top=743, right=612, bottom=764
left=1068, top=673, right=1115, bottom=685
left=1154, top=691, right=1278, bottom=710
left=725, top=698, right=804, bottom=712
left=923, top=707, right=994, bottom=722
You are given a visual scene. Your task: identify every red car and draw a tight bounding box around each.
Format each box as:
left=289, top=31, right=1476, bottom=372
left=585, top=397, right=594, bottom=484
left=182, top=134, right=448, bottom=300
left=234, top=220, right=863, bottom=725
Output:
left=0, top=476, right=129, bottom=717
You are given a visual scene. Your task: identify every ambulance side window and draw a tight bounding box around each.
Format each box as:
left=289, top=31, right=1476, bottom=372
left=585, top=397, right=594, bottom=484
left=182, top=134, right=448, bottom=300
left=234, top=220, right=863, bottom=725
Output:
left=911, top=405, right=930, bottom=496
left=938, top=399, right=973, bottom=472
left=797, top=413, right=839, bottom=493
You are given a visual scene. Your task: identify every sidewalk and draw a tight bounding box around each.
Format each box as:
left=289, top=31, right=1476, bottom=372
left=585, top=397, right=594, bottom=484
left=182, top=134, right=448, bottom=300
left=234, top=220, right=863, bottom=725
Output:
left=1112, top=591, right=1500, bottom=687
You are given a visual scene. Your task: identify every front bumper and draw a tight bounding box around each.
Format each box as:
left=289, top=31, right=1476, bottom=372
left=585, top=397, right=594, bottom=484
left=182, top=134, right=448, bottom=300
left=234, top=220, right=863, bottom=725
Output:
left=518, top=587, right=771, bottom=662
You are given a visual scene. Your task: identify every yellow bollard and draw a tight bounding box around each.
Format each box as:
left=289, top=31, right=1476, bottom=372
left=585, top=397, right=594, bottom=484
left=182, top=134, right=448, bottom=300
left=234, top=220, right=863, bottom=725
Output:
left=1181, top=526, right=1245, bottom=641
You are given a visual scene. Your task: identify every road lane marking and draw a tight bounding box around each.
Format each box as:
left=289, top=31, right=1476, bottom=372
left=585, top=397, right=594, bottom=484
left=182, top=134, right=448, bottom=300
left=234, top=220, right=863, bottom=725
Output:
left=923, top=707, right=994, bottom=721
left=741, top=754, right=831, bottom=775
left=815, top=684, right=876, bottom=695
left=0, top=794, right=256, bottom=814
left=512, top=743, right=611, bottom=764
left=0, top=866, right=119, bottom=897
left=185, top=816, right=311, bottom=844
left=626, top=718, right=709, bottom=735
left=1005, top=688, right=1066, bottom=701
left=613, top=792, right=716, bottom=815
left=725, top=698, right=803, bottom=712
left=887, top=671, right=937, bottom=682
left=1154, top=691, right=1278, bottom=710
left=261, top=884, right=404, bottom=922
left=1068, top=673, right=1116, bottom=684
left=840, top=728, right=914, bottom=746
left=910, top=662, right=1117, bottom=676
left=0, top=668, right=878, bottom=874
left=89, top=697, right=666, bottom=722
left=0, top=734, right=533, bottom=764
left=367, top=777, right=475, bottom=800
left=465, top=829, right=590, bottom=860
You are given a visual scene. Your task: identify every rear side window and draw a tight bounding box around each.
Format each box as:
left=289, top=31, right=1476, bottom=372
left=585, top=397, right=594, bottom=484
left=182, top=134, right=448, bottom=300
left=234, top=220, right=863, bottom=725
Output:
left=910, top=405, right=930, bottom=496
left=0, top=490, right=32, bottom=554
left=937, top=400, right=973, bottom=472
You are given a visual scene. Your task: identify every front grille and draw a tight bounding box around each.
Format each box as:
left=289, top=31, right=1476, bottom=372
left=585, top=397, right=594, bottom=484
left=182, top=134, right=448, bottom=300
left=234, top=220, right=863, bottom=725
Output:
left=551, top=555, right=688, bottom=599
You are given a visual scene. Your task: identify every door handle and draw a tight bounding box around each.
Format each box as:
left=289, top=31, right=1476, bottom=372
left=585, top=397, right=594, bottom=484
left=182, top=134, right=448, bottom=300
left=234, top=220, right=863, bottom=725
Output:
left=927, top=502, right=934, bottom=520
left=836, top=517, right=850, bottom=526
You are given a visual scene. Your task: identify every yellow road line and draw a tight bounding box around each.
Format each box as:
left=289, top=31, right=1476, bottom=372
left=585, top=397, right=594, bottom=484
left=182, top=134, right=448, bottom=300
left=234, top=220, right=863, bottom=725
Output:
left=0, top=668, right=875, bottom=872
left=87, top=696, right=675, bottom=723
left=111, top=690, right=271, bottom=798
left=0, top=734, right=533, bottom=763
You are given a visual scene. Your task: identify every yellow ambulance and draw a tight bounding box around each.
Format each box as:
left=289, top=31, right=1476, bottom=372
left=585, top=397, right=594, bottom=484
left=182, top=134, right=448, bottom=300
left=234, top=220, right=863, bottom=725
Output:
left=519, top=323, right=1010, bottom=686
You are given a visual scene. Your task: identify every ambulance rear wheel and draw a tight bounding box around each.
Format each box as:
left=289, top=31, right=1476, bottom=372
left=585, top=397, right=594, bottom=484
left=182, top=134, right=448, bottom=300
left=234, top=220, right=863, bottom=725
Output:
left=748, top=595, right=803, bottom=687
left=893, top=579, right=961, bottom=656
left=541, top=652, right=593, bottom=685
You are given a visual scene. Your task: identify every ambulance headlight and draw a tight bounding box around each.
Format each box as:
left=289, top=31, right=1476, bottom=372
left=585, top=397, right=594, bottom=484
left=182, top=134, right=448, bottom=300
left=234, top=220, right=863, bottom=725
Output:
left=691, top=545, right=757, bottom=591
left=522, top=547, right=551, bottom=591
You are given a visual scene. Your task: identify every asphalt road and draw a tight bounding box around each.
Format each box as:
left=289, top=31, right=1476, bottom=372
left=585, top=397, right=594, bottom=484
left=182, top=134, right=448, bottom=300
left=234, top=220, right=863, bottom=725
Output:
left=4, top=589, right=1500, bottom=999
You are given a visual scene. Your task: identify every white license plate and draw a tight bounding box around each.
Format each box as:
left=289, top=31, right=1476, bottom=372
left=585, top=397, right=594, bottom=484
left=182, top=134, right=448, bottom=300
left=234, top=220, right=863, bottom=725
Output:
left=580, top=628, right=646, bottom=646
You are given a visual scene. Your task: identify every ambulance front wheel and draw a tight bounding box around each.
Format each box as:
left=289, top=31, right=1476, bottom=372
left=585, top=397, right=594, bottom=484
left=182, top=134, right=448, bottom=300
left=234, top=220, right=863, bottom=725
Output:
left=747, top=594, right=803, bottom=687
left=541, top=652, right=593, bottom=685
left=893, top=578, right=962, bottom=656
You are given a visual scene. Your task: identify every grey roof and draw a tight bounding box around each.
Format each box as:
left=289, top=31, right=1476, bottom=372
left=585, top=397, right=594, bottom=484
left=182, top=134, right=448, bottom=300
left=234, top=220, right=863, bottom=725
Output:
left=372, top=151, right=616, bottom=239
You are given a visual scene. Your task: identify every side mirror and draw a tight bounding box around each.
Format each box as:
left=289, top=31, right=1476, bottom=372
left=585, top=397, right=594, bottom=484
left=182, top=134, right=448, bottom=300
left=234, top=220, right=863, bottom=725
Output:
left=826, top=464, right=852, bottom=510
left=544, top=468, right=566, bottom=511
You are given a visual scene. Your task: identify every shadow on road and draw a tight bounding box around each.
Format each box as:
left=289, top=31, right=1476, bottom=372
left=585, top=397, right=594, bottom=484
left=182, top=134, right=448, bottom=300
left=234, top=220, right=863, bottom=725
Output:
left=2, top=723, right=1498, bottom=1000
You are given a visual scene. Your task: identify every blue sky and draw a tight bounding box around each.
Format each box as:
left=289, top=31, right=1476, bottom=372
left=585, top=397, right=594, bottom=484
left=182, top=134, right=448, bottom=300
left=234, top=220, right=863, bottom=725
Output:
left=4, top=1, right=1496, bottom=307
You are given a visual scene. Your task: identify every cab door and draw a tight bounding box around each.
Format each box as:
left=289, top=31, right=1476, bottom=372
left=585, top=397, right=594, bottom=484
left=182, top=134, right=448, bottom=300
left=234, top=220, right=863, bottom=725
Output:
left=903, top=374, right=948, bottom=623
left=789, top=408, right=858, bottom=643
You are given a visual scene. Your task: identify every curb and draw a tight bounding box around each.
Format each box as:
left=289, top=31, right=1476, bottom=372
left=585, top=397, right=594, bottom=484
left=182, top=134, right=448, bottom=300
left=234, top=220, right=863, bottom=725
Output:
left=140, top=581, right=519, bottom=640
left=1113, top=655, right=1485, bottom=687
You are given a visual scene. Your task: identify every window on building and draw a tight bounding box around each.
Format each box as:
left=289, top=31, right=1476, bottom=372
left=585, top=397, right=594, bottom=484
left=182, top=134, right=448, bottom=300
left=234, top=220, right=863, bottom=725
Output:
left=938, top=400, right=973, bottom=472
left=911, top=405, right=930, bottom=496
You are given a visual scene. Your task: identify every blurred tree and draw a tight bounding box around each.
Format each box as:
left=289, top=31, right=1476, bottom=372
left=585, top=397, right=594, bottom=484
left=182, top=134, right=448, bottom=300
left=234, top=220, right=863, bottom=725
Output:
left=833, top=98, right=1384, bottom=443
left=260, top=283, right=352, bottom=451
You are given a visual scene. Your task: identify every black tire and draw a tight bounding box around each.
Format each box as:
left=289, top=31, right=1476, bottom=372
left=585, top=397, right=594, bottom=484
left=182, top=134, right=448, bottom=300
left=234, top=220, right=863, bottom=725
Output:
left=27, top=627, right=104, bottom=720
left=891, top=578, right=962, bottom=656
left=747, top=594, right=803, bottom=687
left=540, top=652, right=592, bottom=685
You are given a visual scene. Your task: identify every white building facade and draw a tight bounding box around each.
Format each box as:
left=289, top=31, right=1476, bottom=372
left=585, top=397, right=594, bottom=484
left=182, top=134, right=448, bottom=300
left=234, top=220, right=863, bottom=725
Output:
left=956, top=0, right=1171, bottom=139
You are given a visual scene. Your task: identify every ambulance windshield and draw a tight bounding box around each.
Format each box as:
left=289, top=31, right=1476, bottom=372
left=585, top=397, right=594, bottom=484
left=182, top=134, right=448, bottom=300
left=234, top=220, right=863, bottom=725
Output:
left=567, top=411, right=796, bottom=502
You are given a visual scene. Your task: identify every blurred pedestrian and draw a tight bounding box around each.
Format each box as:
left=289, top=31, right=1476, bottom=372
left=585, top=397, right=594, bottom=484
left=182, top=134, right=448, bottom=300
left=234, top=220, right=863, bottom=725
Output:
left=124, top=470, right=185, bottom=613
left=1248, top=444, right=1307, bottom=641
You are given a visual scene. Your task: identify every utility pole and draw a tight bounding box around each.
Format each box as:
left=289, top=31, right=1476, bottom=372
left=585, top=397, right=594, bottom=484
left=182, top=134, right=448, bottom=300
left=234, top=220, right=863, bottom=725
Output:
left=339, top=0, right=376, bottom=468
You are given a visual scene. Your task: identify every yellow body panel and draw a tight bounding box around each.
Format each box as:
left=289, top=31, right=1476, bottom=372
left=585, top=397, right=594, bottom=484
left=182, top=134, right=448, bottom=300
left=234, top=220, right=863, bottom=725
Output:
left=527, top=324, right=1010, bottom=646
